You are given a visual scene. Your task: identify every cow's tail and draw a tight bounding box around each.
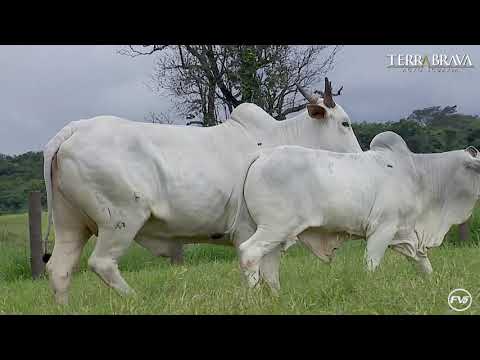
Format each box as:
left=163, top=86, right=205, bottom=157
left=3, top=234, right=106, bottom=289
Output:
left=225, top=151, right=261, bottom=236
left=42, top=122, right=78, bottom=263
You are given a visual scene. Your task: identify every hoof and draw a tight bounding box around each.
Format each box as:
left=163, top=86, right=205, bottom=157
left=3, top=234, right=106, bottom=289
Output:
left=54, top=292, right=69, bottom=305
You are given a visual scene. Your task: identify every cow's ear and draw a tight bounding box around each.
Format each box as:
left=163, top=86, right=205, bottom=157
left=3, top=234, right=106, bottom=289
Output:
left=307, top=104, right=327, bottom=120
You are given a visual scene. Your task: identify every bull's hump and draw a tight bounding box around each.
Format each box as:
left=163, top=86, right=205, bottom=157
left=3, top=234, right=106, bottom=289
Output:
left=86, top=115, right=129, bottom=123
left=370, top=131, right=412, bottom=154
left=71, top=116, right=133, bottom=133
left=230, top=103, right=278, bottom=130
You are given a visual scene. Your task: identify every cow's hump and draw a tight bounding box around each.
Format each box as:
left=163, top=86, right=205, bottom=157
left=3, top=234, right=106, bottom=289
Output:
left=370, top=131, right=411, bottom=154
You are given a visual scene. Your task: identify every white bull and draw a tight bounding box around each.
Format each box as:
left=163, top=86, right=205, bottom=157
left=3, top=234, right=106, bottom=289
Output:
left=239, top=131, right=480, bottom=289
left=43, top=79, right=362, bottom=304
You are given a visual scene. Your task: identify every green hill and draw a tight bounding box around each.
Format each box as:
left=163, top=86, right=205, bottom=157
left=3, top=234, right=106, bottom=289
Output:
left=0, top=152, right=46, bottom=214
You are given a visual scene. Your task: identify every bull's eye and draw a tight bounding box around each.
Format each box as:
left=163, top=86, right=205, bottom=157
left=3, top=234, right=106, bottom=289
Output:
left=342, top=121, right=350, bottom=128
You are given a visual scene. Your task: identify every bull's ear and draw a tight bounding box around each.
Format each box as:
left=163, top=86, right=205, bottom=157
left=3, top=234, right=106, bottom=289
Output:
left=465, top=146, right=479, bottom=158
left=307, top=104, right=327, bottom=120
left=464, top=147, right=480, bottom=173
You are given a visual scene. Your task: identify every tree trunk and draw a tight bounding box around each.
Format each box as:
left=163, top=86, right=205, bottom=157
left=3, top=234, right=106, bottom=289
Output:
left=204, top=82, right=217, bottom=126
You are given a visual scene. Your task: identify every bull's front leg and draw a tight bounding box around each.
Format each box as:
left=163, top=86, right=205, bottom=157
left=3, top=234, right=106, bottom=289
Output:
left=412, top=255, right=433, bottom=275
left=365, top=223, right=397, bottom=272
left=169, top=243, right=184, bottom=265
left=281, top=236, right=298, bottom=252
left=402, top=253, right=433, bottom=275
left=135, top=236, right=184, bottom=265
left=390, top=233, right=433, bottom=275
left=259, top=245, right=282, bottom=292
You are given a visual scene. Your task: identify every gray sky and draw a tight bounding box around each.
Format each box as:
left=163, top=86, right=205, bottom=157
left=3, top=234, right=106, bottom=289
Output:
left=1, top=45, right=479, bottom=155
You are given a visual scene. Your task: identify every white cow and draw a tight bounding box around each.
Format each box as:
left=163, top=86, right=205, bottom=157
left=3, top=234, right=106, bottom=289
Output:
left=43, top=79, right=362, bottom=304
left=239, top=131, right=480, bottom=289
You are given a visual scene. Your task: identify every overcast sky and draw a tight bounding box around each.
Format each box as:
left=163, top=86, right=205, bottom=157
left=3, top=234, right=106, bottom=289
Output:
left=1, top=45, right=479, bottom=155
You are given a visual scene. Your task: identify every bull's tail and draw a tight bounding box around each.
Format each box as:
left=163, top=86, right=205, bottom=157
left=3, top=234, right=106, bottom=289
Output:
left=225, top=151, right=262, bottom=236
left=42, top=122, right=78, bottom=263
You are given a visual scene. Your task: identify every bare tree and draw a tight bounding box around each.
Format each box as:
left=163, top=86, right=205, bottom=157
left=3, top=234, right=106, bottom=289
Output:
left=121, top=45, right=342, bottom=126
left=145, top=111, right=175, bottom=125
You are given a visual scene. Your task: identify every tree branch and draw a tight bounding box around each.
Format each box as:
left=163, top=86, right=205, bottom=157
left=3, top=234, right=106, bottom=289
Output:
left=118, top=45, right=169, bottom=57
left=278, top=103, right=308, bottom=119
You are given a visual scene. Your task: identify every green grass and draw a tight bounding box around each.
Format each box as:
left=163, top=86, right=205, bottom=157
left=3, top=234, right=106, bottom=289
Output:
left=0, top=212, right=479, bottom=314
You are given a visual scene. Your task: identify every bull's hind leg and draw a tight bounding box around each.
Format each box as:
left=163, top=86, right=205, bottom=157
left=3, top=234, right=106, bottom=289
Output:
left=232, top=206, right=282, bottom=291
left=46, top=190, right=91, bottom=305
left=88, top=211, right=149, bottom=296
left=239, top=228, right=288, bottom=288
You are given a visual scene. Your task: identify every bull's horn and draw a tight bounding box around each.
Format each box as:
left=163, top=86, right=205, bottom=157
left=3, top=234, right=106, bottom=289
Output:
left=296, top=83, right=318, bottom=104
left=323, top=77, right=336, bottom=108
left=314, top=85, right=343, bottom=98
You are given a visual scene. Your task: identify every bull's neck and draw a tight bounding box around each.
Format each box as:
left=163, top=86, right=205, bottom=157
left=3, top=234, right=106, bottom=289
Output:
left=270, top=112, right=322, bottom=148
left=412, top=152, right=478, bottom=202
left=219, top=110, right=315, bottom=148
left=410, top=151, right=480, bottom=244
left=219, top=109, right=334, bottom=150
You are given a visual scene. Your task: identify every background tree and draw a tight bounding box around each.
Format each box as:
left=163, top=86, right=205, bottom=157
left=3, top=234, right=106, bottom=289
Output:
left=353, top=105, right=480, bottom=152
left=145, top=111, right=174, bottom=125
left=120, top=45, right=341, bottom=126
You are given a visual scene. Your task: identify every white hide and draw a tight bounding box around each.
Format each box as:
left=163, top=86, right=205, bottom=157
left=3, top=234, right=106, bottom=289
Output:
left=240, top=131, right=480, bottom=289
left=43, top=100, right=362, bottom=303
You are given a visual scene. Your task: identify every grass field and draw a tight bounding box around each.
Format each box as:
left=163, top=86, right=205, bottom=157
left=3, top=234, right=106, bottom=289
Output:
left=0, top=211, right=479, bottom=315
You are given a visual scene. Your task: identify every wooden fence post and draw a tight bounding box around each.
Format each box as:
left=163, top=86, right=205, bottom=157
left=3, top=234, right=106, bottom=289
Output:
left=29, top=191, right=45, bottom=279
left=459, top=219, right=470, bottom=242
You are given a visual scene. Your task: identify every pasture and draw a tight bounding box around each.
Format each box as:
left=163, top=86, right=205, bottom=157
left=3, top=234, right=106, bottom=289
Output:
left=0, top=211, right=479, bottom=315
